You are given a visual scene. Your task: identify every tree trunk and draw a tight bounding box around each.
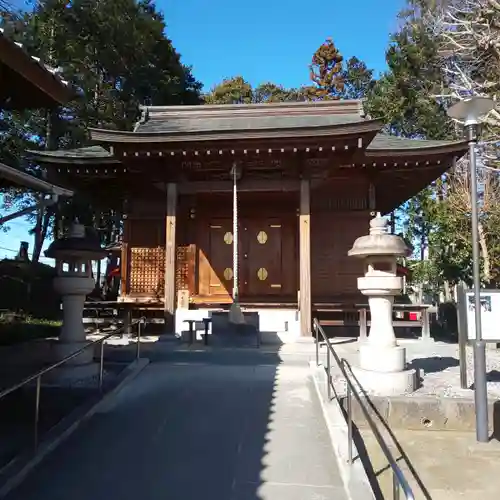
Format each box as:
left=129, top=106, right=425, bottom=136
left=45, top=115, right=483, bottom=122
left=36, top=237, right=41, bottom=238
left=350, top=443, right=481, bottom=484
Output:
left=444, top=281, right=452, bottom=302
left=32, top=208, right=51, bottom=263
left=478, top=221, right=491, bottom=284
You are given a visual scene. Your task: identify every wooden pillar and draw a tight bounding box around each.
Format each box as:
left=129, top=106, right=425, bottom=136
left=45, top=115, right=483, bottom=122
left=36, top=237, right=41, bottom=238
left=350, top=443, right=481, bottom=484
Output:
left=299, top=179, right=312, bottom=336
left=164, top=183, right=177, bottom=330
left=120, top=219, right=130, bottom=297
left=368, top=182, right=376, bottom=211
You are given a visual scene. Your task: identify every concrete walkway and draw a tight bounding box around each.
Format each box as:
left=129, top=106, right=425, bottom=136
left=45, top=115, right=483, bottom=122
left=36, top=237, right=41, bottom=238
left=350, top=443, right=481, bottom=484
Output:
left=5, top=351, right=348, bottom=500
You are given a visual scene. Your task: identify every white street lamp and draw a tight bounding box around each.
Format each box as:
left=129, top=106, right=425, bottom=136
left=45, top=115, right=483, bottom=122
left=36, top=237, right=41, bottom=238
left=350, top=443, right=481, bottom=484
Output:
left=448, top=96, right=495, bottom=443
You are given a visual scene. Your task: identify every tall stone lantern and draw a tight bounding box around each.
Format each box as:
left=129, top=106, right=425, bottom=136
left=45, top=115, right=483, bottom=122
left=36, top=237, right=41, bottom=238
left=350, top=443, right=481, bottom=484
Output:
left=45, top=222, right=106, bottom=380
left=348, top=213, right=416, bottom=395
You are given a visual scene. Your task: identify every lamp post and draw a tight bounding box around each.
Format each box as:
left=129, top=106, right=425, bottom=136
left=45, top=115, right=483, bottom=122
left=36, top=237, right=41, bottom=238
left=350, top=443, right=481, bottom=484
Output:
left=448, top=96, right=495, bottom=443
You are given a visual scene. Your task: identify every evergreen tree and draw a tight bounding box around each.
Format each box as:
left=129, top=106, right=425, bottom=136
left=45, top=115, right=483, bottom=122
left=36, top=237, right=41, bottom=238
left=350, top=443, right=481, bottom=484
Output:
left=306, top=38, right=344, bottom=100
left=204, top=77, right=306, bottom=104
left=0, top=0, right=202, bottom=260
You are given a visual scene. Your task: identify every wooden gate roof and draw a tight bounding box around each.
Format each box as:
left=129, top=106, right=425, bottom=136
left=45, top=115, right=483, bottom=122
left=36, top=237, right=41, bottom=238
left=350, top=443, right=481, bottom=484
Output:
left=0, top=29, right=73, bottom=110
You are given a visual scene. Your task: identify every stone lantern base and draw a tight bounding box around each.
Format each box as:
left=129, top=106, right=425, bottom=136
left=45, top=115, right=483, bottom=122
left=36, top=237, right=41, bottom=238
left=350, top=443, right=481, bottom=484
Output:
left=352, top=343, right=416, bottom=396
left=46, top=341, right=99, bottom=385
left=351, top=366, right=416, bottom=396
left=47, top=363, right=100, bottom=385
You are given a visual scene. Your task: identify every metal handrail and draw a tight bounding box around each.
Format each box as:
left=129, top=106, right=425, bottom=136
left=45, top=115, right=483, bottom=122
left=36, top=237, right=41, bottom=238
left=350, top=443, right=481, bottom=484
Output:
left=0, top=317, right=145, bottom=451
left=313, top=318, right=415, bottom=500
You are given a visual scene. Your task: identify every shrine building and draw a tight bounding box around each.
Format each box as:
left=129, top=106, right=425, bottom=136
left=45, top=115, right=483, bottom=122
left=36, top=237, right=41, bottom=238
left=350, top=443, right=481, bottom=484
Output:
left=31, top=100, right=467, bottom=337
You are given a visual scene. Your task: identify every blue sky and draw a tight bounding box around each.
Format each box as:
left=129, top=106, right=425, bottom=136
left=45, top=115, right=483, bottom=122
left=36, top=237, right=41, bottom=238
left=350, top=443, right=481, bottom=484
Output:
left=160, top=0, right=406, bottom=91
left=3, top=0, right=405, bottom=262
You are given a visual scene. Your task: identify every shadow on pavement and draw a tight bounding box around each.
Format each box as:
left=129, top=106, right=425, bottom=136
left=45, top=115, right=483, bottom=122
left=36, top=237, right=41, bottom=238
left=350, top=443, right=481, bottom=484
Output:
left=2, top=345, right=292, bottom=500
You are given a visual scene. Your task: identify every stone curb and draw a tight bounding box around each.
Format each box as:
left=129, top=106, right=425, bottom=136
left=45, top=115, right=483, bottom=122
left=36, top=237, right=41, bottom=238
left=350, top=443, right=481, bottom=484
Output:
left=309, top=361, right=375, bottom=500
left=0, top=357, right=150, bottom=498
left=339, top=394, right=499, bottom=433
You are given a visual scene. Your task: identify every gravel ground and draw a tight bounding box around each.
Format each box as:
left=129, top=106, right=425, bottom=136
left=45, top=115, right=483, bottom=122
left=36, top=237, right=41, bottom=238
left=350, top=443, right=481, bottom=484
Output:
left=325, top=340, right=500, bottom=399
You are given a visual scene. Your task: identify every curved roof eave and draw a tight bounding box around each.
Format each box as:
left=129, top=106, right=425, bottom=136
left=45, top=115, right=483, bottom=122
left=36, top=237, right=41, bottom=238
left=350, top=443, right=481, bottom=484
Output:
left=27, top=146, right=120, bottom=165
left=366, top=134, right=468, bottom=157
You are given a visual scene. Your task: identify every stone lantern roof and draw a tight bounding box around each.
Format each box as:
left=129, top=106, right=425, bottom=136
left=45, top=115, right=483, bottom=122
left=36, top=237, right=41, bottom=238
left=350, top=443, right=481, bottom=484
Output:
left=348, top=213, right=410, bottom=258
left=45, top=222, right=107, bottom=261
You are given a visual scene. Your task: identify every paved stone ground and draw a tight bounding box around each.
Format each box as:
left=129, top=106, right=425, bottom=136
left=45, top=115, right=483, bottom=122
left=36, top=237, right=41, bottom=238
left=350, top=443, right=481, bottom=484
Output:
left=4, top=349, right=347, bottom=500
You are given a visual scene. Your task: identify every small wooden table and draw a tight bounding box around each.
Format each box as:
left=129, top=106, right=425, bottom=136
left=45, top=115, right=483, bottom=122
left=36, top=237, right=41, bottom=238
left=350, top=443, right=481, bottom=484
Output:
left=183, top=318, right=212, bottom=345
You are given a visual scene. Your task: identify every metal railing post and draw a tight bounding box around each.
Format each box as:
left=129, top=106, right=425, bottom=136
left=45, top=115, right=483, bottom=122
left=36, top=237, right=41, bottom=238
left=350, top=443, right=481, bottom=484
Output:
left=98, top=340, right=105, bottom=391
left=0, top=318, right=143, bottom=458
left=34, top=375, right=41, bottom=451
left=136, top=318, right=143, bottom=360
left=315, top=322, right=319, bottom=366
left=347, top=383, right=353, bottom=464
left=393, top=471, right=400, bottom=500
left=326, top=342, right=331, bottom=401
left=313, top=318, right=415, bottom=500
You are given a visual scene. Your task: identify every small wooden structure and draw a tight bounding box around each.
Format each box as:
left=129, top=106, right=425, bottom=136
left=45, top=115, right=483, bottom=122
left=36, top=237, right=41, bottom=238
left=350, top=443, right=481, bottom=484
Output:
left=32, top=100, right=467, bottom=335
left=0, top=29, right=73, bottom=218
left=0, top=28, right=72, bottom=110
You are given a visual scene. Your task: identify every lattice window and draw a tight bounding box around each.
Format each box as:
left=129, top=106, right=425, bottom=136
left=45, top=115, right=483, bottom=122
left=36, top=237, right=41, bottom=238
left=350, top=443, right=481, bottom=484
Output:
left=129, top=247, right=165, bottom=297
left=176, top=246, right=190, bottom=291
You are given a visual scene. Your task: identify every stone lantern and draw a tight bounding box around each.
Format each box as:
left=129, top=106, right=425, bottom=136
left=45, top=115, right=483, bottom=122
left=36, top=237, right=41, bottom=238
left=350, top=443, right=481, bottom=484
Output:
left=348, top=213, right=416, bottom=395
left=45, top=221, right=106, bottom=380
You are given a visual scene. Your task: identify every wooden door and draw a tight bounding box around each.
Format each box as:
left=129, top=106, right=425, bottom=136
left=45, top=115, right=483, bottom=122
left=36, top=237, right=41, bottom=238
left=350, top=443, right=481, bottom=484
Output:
left=198, top=219, right=234, bottom=297
left=242, top=219, right=283, bottom=296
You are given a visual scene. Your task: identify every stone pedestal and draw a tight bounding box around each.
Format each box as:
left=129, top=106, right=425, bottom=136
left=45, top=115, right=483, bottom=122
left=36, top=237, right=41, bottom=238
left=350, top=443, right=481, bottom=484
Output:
left=354, top=334, right=417, bottom=395
left=351, top=365, right=416, bottom=397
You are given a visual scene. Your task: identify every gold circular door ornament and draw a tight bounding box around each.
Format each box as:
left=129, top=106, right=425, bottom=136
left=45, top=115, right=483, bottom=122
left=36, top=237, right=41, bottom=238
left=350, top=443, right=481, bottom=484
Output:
left=257, top=267, right=268, bottom=281
left=223, top=268, right=233, bottom=280
left=257, top=230, right=268, bottom=244
left=223, top=232, right=233, bottom=244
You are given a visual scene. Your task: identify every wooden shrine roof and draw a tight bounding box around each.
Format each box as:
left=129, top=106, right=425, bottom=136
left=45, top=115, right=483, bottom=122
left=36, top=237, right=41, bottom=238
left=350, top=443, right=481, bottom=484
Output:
left=134, top=100, right=368, bottom=134
left=90, top=100, right=383, bottom=144
left=0, top=29, right=73, bottom=110
left=29, top=100, right=468, bottom=212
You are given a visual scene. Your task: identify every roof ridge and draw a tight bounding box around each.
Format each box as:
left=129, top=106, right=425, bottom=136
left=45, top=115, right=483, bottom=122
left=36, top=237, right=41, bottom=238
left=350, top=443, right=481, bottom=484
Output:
left=132, top=100, right=365, bottom=133
left=139, top=99, right=363, bottom=116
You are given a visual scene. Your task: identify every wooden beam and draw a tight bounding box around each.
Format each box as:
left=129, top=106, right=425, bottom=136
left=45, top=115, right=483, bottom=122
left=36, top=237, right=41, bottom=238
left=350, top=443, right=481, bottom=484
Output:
left=177, top=179, right=300, bottom=194
left=164, top=183, right=177, bottom=329
left=368, top=182, right=376, bottom=211
left=299, top=179, right=312, bottom=336
left=120, top=219, right=131, bottom=297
